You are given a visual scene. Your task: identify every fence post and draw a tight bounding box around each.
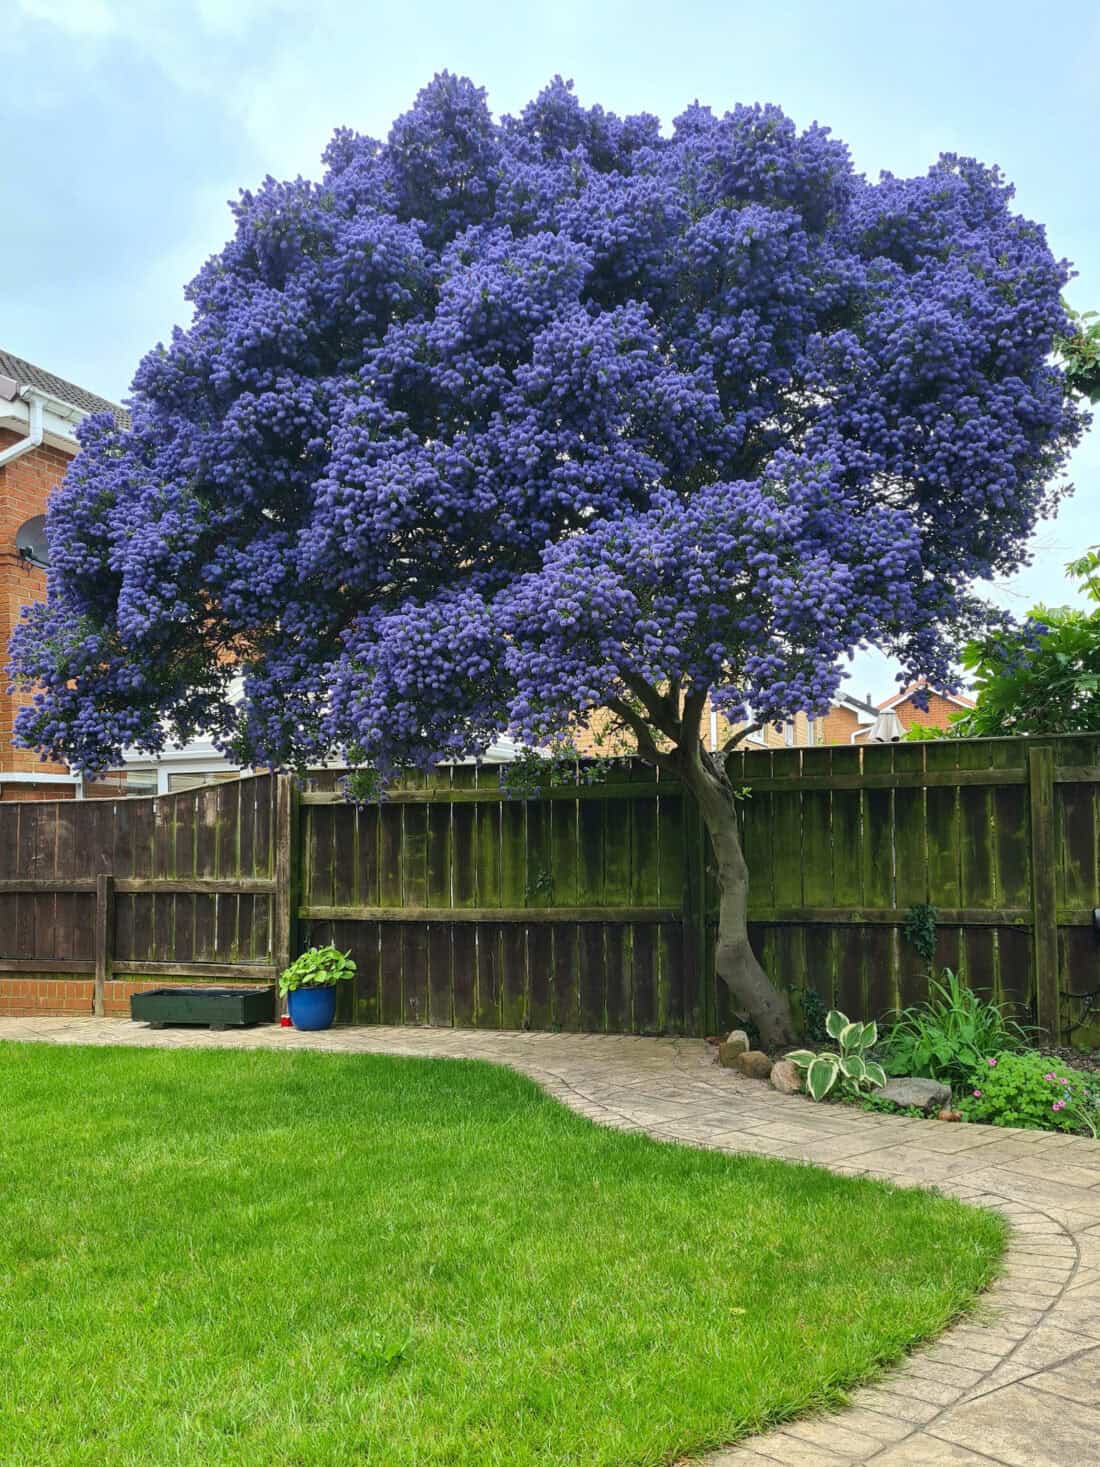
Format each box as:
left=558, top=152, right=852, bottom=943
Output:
left=1027, top=744, right=1061, bottom=1042
left=273, top=773, right=300, bottom=1007
left=93, top=873, right=114, bottom=1018
left=680, top=788, right=712, bottom=1036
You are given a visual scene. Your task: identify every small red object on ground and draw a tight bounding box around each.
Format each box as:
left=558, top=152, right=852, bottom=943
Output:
left=280, top=1014, right=292, bottom=1028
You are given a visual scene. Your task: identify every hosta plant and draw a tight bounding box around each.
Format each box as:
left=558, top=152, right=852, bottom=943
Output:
left=788, top=1010, right=887, bottom=1102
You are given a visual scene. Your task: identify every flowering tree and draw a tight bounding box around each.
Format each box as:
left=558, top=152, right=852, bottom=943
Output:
left=12, top=76, right=1085, bottom=1044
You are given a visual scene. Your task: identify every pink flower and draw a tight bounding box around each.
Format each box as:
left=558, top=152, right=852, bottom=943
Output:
left=1053, top=1100, right=1066, bottom=1112
left=987, top=1057, right=997, bottom=1067
left=1044, top=1072, right=1056, bottom=1081
left=973, top=1089, right=983, bottom=1098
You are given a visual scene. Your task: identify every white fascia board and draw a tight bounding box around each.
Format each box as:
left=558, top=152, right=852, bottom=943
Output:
left=0, top=768, right=81, bottom=780
left=0, top=398, right=81, bottom=455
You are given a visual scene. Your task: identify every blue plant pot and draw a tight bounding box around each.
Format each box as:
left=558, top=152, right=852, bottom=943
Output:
left=287, top=985, right=338, bottom=1031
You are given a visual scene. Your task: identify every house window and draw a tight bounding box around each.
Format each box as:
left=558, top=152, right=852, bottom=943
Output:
left=83, top=769, right=157, bottom=799
left=166, top=770, right=240, bottom=794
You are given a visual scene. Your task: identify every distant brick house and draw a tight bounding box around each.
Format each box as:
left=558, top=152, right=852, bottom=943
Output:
left=849, top=684, right=974, bottom=742
left=572, top=683, right=972, bottom=758
left=0, top=350, right=125, bottom=800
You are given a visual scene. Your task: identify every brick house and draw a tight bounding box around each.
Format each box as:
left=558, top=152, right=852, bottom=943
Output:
left=0, top=350, right=125, bottom=800
left=849, top=683, right=974, bottom=742
left=571, top=683, right=971, bottom=757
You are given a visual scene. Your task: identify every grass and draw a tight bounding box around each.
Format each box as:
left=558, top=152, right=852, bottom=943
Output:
left=0, top=1043, right=1004, bottom=1466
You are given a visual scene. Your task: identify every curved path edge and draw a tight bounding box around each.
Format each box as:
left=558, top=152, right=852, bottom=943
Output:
left=3, top=1020, right=1100, bottom=1466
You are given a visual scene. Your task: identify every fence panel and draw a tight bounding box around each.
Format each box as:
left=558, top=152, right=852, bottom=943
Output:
left=0, top=775, right=280, bottom=1004
left=298, top=763, right=696, bottom=1033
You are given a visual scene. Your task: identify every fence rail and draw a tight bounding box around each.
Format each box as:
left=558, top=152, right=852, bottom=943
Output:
left=1, top=735, right=1098, bottom=1039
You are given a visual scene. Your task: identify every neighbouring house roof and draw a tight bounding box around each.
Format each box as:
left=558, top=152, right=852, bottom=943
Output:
left=877, top=681, right=975, bottom=712
left=835, top=692, right=879, bottom=719
left=0, top=347, right=128, bottom=427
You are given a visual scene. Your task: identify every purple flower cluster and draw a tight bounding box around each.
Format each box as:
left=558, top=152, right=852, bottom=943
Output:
left=9, top=74, right=1084, bottom=774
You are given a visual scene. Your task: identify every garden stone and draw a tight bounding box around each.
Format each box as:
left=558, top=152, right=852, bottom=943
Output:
left=770, top=1059, right=802, bottom=1095
left=880, top=1077, right=951, bottom=1113
left=717, top=1030, right=750, bottom=1067
left=734, top=1050, right=774, bottom=1081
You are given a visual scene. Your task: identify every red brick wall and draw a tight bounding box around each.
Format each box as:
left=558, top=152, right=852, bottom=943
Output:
left=852, top=691, right=971, bottom=740
left=818, top=706, right=862, bottom=745
left=0, top=978, right=165, bottom=1018
left=0, top=431, right=76, bottom=794
left=0, top=977, right=271, bottom=1018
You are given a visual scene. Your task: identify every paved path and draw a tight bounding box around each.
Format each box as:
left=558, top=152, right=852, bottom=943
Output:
left=3, top=1018, right=1099, bottom=1466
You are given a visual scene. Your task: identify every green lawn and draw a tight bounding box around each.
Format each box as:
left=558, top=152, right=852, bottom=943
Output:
left=0, top=1044, right=1003, bottom=1466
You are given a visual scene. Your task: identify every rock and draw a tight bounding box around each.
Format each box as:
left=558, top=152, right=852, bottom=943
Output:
left=879, top=1077, right=952, bottom=1113
left=937, top=1109, right=962, bottom=1123
left=734, top=1050, right=774, bottom=1081
left=717, top=1030, right=750, bottom=1068
left=770, top=1059, right=802, bottom=1094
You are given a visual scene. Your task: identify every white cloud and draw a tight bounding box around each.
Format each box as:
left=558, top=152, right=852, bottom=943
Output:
left=13, top=0, right=119, bottom=35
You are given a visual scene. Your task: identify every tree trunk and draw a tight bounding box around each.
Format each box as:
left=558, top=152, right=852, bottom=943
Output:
left=679, top=743, right=797, bottom=1051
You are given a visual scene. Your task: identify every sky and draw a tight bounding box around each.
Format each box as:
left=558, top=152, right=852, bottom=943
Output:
left=3, top=0, right=1098, bottom=703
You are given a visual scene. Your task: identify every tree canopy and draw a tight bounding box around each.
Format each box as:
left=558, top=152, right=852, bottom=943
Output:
left=12, top=74, right=1085, bottom=780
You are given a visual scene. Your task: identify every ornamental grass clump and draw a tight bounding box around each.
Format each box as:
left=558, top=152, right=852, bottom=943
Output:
left=879, top=969, right=1035, bottom=1091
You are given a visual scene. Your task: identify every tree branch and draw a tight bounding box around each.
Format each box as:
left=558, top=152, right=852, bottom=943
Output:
left=620, top=673, right=682, bottom=742
left=721, top=720, right=763, bottom=755
left=606, top=698, right=678, bottom=773
left=681, top=687, right=708, bottom=748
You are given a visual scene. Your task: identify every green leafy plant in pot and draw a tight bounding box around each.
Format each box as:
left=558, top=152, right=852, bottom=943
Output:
left=279, top=945, right=356, bottom=1030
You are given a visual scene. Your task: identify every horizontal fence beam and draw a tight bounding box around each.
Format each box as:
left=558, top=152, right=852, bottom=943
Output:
left=301, top=904, right=681, bottom=924
left=116, top=878, right=276, bottom=895
left=0, top=960, right=275, bottom=980
left=0, top=959, right=97, bottom=974
left=110, top=961, right=276, bottom=980
left=741, top=765, right=1099, bottom=792
left=744, top=906, right=1098, bottom=927
left=0, top=877, right=276, bottom=895
left=299, top=765, right=1100, bottom=803
left=299, top=784, right=677, bottom=805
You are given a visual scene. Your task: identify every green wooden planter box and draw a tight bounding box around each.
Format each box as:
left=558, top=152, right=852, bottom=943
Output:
left=131, top=986, right=276, bottom=1029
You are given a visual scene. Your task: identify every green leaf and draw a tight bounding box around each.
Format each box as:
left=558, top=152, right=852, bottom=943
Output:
left=785, top=1050, right=816, bottom=1069
left=860, top=1020, right=878, bottom=1049
left=807, top=1056, right=839, bottom=1101
left=825, top=1010, right=849, bottom=1040
left=839, top=1055, right=866, bottom=1081
left=864, top=1062, right=887, bottom=1090
left=838, top=1022, right=861, bottom=1052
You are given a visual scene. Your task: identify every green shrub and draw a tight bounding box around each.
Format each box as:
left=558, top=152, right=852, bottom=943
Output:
left=788, top=1010, right=887, bottom=1102
left=279, top=944, right=356, bottom=997
left=879, top=969, right=1034, bottom=1090
left=960, top=1052, right=1091, bottom=1133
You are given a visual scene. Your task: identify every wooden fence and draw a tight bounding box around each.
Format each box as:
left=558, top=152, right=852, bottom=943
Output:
left=728, top=735, right=1100, bottom=1043
left=1, top=735, right=1098, bottom=1038
left=0, top=774, right=291, bottom=1013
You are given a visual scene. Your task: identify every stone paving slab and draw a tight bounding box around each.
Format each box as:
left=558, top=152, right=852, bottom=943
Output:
left=1, top=1016, right=1096, bottom=1466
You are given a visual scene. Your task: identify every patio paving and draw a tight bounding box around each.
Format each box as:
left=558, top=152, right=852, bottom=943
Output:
left=2, top=1017, right=1098, bottom=1466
